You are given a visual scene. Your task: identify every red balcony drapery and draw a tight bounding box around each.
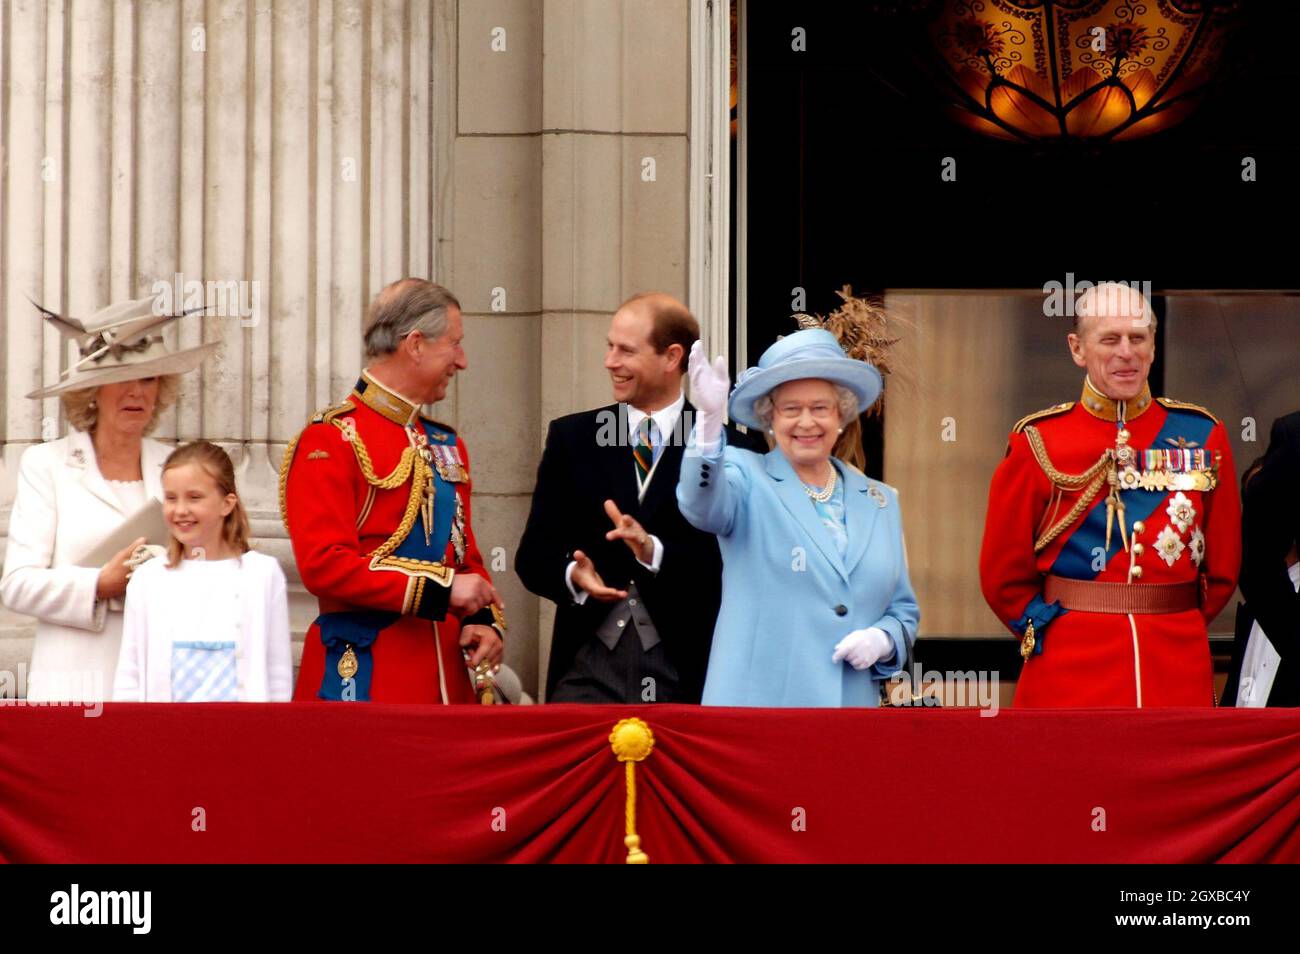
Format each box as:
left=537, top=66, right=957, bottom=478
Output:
left=1, top=704, right=1297, bottom=863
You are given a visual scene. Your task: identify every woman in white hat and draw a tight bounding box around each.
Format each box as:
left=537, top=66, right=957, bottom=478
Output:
left=1, top=298, right=216, bottom=702
left=677, top=321, right=919, bottom=707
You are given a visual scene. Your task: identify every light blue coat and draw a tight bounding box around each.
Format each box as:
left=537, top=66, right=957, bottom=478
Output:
left=677, top=435, right=919, bottom=707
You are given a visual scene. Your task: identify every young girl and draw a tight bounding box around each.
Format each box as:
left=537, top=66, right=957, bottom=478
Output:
left=114, top=441, right=293, bottom=702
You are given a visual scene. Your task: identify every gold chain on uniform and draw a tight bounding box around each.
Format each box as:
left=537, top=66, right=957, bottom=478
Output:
left=279, top=409, right=441, bottom=564
left=367, top=457, right=436, bottom=563
left=330, top=419, right=417, bottom=489
left=1025, top=425, right=1114, bottom=554
left=278, top=433, right=302, bottom=532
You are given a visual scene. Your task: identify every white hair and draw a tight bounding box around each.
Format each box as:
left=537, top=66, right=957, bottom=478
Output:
left=1075, top=281, right=1156, bottom=332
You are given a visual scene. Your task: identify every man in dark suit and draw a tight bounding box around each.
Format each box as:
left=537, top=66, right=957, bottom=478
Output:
left=517, top=292, right=759, bottom=703
left=1223, top=411, right=1300, bottom=707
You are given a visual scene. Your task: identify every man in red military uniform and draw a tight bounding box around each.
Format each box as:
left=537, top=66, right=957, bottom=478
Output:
left=281, top=278, right=502, bottom=702
left=980, top=283, right=1240, bottom=707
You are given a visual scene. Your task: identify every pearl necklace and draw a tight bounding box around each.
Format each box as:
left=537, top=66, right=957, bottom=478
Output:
left=801, top=463, right=837, bottom=502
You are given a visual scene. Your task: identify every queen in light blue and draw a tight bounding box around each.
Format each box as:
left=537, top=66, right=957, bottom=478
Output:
left=678, top=327, right=919, bottom=707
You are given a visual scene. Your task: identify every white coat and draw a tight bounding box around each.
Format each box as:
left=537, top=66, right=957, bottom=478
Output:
left=1, top=429, right=170, bottom=702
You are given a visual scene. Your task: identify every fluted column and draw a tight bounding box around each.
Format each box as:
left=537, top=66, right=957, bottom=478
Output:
left=0, top=0, right=450, bottom=682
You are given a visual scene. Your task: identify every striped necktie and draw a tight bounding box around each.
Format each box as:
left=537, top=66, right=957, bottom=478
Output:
left=633, top=417, right=658, bottom=484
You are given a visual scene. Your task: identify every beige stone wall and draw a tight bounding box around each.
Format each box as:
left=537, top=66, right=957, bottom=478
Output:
left=883, top=293, right=1071, bottom=638
left=0, top=0, right=693, bottom=697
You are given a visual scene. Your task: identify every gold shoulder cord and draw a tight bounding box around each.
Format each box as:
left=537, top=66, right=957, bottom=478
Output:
left=280, top=404, right=446, bottom=576
left=279, top=402, right=355, bottom=533
left=279, top=403, right=417, bottom=534
left=278, top=434, right=301, bottom=532
left=326, top=418, right=441, bottom=563
left=331, top=418, right=416, bottom=489
left=1024, top=426, right=1112, bottom=554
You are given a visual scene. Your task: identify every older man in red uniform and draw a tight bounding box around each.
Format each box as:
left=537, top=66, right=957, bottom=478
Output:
left=980, top=283, right=1240, bottom=707
left=281, top=279, right=502, bottom=702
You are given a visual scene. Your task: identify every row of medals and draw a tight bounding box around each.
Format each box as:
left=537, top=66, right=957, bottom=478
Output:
left=1113, top=427, right=1217, bottom=493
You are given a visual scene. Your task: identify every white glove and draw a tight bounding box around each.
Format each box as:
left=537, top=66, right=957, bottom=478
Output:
left=687, top=340, right=730, bottom=447
left=124, top=543, right=168, bottom=577
left=831, top=626, right=894, bottom=671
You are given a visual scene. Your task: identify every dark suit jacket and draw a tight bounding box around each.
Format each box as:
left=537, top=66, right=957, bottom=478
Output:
left=517, top=400, right=763, bottom=702
left=1223, top=411, right=1300, bottom=707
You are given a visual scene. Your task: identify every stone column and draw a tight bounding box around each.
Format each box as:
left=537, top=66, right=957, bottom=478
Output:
left=0, top=0, right=455, bottom=688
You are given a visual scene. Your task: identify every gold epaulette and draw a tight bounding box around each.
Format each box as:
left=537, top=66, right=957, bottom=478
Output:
left=1011, top=402, right=1074, bottom=434
left=1156, top=397, right=1219, bottom=425
left=418, top=416, right=457, bottom=444
left=311, top=399, right=356, bottom=425
left=419, top=415, right=457, bottom=434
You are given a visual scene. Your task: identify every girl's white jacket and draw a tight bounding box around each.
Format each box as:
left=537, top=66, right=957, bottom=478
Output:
left=113, top=549, right=293, bottom=702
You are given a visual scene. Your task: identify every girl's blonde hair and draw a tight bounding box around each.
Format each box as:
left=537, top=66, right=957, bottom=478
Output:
left=162, top=441, right=251, bottom=568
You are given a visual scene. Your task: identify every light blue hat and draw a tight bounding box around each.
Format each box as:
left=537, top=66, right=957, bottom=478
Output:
left=728, top=328, right=882, bottom=430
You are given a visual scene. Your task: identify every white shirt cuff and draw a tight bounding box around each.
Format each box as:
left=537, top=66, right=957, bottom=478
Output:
left=636, top=535, right=664, bottom=574
left=564, top=560, right=589, bottom=605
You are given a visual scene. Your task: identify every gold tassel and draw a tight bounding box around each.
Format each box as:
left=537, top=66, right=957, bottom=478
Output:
left=1020, top=620, right=1036, bottom=661
left=421, top=463, right=435, bottom=546
left=1116, top=495, right=1129, bottom=553
left=609, top=718, right=655, bottom=864
left=1105, top=495, right=1115, bottom=553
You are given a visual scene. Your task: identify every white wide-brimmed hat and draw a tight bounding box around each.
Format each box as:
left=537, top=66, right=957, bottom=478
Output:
left=26, top=296, right=218, bottom=399
left=728, top=328, right=883, bottom=430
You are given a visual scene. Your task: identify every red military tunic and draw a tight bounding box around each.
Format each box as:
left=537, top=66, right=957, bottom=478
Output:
left=980, top=378, right=1240, bottom=707
left=281, top=370, right=496, bottom=703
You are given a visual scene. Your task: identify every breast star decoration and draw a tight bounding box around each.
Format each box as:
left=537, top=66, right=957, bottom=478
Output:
left=1155, top=525, right=1186, bottom=567
left=1166, top=492, right=1196, bottom=534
